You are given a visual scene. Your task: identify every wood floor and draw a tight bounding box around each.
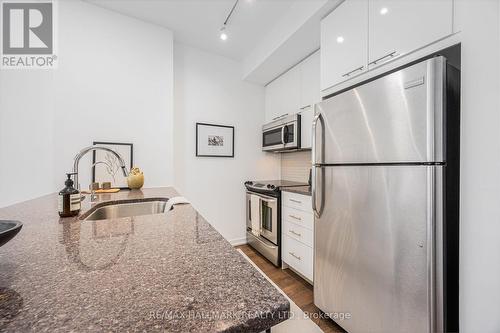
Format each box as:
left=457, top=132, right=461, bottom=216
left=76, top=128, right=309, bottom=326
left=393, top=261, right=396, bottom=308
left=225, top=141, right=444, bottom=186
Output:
left=236, top=245, right=346, bottom=333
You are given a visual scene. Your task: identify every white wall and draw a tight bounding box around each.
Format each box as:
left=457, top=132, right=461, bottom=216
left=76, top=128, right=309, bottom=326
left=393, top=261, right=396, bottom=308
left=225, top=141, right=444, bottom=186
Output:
left=0, top=71, right=56, bottom=207
left=173, top=43, right=280, bottom=244
left=454, top=1, right=500, bottom=332
left=0, top=0, right=174, bottom=207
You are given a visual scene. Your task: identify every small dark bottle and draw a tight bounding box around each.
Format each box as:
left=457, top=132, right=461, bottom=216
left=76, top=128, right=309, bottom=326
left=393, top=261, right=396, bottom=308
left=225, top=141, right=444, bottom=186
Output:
left=58, top=173, right=81, bottom=217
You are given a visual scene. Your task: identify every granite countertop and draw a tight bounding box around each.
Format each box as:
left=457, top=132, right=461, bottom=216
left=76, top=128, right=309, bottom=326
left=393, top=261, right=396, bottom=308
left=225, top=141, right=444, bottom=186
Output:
left=0, top=188, right=289, bottom=332
left=282, top=186, right=312, bottom=196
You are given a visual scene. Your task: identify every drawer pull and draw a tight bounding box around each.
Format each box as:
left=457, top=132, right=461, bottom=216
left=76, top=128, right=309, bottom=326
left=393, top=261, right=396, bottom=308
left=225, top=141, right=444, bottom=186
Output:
left=289, top=199, right=302, bottom=204
left=289, top=252, right=301, bottom=260
left=289, top=230, right=302, bottom=237
left=289, top=215, right=302, bottom=221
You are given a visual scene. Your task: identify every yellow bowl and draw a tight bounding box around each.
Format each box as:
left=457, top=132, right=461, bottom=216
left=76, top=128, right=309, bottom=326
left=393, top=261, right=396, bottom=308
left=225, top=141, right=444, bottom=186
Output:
left=127, top=173, right=144, bottom=190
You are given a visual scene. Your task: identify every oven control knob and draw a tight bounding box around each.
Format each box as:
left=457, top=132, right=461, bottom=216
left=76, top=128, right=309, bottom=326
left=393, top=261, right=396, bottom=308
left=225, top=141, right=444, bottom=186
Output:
left=245, top=181, right=253, bottom=186
left=267, top=184, right=275, bottom=190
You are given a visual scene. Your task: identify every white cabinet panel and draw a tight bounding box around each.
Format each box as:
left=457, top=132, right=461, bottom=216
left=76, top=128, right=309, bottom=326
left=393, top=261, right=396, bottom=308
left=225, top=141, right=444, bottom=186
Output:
left=283, top=192, right=312, bottom=212
left=282, top=205, right=314, bottom=231
left=264, top=66, right=300, bottom=122
left=300, top=50, right=321, bottom=109
left=282, top=235, right=313, bottom=281
left=284, top=219, right=314, bottom=248
left=321, top=0, right=368, bottom=91
left=368, top=0, right=453, bottom=67
left=299, top=105, right=314, bottom=149
left=264, top=78, right=281, bottom=122
left=298, top=51, right=320, bottom=149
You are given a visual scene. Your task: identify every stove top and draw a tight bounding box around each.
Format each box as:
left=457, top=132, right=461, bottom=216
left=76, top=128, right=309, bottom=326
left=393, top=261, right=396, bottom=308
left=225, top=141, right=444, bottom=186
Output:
left=244, top=180, right=308, bottom=195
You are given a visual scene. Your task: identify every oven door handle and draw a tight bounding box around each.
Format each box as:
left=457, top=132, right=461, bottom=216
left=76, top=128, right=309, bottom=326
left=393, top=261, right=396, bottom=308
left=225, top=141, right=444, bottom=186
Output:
left=259, top=196, right=262, bottom=235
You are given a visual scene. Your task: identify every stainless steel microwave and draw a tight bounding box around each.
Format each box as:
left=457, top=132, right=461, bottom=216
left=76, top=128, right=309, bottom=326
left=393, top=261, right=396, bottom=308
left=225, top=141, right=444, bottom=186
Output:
left=262, top=114, right=301, bottom=152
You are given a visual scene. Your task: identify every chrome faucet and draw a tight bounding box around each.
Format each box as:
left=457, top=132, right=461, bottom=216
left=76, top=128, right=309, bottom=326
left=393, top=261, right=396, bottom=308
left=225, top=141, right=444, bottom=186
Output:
left=73, top=145, right=129, bottom=190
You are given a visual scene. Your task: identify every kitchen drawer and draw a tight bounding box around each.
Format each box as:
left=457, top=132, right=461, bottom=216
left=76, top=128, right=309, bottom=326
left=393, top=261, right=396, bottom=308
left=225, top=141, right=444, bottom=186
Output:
left=282, top=234, right=313, bottom=281
left=282, top=205, right=314, bottom=230
left=282, top=192, right=312, bottom=212
left=283, top=219, right=313, bottom=248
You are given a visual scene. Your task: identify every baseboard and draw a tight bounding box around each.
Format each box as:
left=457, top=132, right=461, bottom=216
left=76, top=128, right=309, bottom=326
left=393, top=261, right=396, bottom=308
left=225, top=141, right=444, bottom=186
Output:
left=229, top=237, right=247, bottom=246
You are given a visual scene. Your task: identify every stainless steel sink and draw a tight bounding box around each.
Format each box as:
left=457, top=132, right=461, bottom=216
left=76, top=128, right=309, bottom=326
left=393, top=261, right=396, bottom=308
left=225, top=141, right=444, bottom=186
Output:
left=83, top=199, right=170, bottom=221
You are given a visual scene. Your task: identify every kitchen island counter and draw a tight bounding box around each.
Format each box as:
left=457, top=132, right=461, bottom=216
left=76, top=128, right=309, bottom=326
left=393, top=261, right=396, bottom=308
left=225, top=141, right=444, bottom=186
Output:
left=0, top=187, right=289, bottom=332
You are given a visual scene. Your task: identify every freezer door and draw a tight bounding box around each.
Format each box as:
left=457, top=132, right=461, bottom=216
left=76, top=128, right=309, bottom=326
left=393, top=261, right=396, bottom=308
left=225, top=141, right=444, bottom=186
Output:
left=314, top=165, right=443, bottom=333
left=314, top=57, right=445, bottom=164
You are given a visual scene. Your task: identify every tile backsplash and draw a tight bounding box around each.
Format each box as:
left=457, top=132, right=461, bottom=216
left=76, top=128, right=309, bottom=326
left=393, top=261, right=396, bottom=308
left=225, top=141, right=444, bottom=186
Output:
left=281, top=150, right=312, bottom=183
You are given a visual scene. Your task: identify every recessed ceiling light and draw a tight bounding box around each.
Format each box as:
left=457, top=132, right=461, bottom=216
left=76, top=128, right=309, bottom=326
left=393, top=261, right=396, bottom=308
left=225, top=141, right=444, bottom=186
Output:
left=380, top=7, right=388, bottom=15
left=336, top=36, right=344, bottom=43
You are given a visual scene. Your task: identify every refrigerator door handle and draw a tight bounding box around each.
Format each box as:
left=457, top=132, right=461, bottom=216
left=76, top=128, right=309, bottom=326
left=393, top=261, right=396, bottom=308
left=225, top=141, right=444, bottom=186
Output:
left=311, top=109, right=323, bottom=165
left=312, top=110, right=324, bottom=218
left=312, top=165, right=323, bottom=218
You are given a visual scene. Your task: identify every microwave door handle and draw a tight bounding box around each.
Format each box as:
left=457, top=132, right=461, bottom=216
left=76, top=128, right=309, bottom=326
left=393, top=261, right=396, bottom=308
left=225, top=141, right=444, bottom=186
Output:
left=281, top=126, right=285, bottom=145
left=248, top=197, right=251, bottom=222
left=284, top=126, right=289, bottom=144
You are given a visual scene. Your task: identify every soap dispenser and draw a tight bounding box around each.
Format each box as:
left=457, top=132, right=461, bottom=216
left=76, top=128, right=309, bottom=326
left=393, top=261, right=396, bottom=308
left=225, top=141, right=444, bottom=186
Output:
left=58, top=173, right=81, bottom=217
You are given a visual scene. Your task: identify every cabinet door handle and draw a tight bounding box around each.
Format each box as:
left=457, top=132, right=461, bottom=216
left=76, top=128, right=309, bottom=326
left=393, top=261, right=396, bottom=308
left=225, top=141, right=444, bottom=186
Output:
left=368, top=51, right=398, bottom=66
left=342, top=66, right=364, bottom=77
left=289, top=252, right=301, bottom=260
left=289, top=230, right=302, bottom=237
left=300, top=105, right=311, bottom=110
left=289, top=199, right=302, bottom=204
left=289, top=215, right=302, bottom=221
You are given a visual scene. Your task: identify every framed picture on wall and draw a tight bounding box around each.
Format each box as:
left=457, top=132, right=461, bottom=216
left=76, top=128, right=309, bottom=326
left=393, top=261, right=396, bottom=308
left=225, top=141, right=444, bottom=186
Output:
left=92, top=141, right=133, bottom=189
left=196, top=123, right=234, bottom=158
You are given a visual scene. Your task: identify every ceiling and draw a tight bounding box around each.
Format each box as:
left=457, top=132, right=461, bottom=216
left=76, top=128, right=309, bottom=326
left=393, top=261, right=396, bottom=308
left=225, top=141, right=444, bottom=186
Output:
left=86, top=0, right=297, bottom=61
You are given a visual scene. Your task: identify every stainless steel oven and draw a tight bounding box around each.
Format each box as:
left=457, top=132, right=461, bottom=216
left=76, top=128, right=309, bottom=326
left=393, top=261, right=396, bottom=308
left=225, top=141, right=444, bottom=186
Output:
left=262, top=114, right=301, bottom=152
left=246, top=191, right=280, bottom=266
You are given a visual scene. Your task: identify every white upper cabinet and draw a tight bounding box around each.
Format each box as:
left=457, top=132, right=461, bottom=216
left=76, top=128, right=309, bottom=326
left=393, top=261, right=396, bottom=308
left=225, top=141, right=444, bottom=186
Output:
left=299, top=50, right=320, bottom=149
left=321, top=0, right=368, bottom=91
left=264, top=78, right=281, bottom=122
left=299, top=50, right=321, bottom=109
left=264, top=51, right=320, bottom=149
left=368, top=0, right=453, bottom=67
left=265, top=66, right=300, bottom=122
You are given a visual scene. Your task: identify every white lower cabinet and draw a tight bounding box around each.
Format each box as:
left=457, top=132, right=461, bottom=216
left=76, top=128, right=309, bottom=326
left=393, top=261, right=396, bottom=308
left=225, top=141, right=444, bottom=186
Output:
left=282, top=192, right=314, bottom=282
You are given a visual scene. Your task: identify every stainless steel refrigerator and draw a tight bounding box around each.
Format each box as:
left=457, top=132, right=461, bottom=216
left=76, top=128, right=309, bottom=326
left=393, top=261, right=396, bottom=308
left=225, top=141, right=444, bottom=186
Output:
left=312, top=56, right=459, bottom=333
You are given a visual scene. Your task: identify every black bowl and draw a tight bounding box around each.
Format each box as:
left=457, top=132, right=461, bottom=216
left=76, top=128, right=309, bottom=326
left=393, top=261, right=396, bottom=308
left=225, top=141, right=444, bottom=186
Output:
left=0, top=220, right=23, bottom=247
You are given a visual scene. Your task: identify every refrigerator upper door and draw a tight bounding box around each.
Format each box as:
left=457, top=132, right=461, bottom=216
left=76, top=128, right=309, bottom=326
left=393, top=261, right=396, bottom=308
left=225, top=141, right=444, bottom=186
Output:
left=314, top=165, right=442, bottom=333
left=314, top=56, right=445, bottom=164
